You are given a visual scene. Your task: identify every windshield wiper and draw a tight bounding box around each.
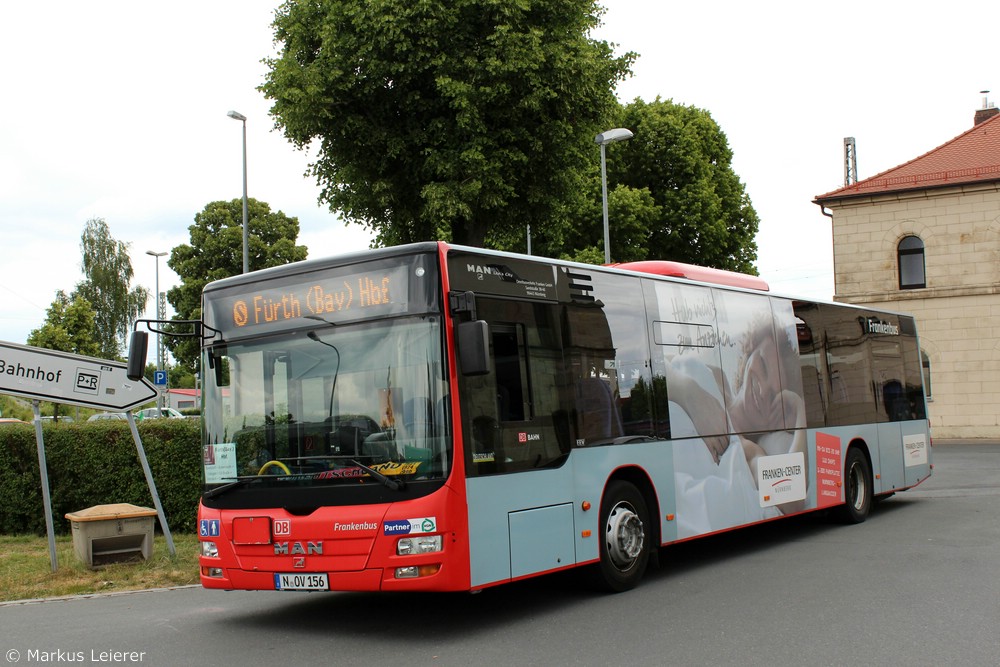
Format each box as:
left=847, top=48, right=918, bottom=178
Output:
left=204, top=476, right=264, bottom=499
left=205, top=458, right=406, bottom=497
left=350, top=459, right=406, bottom=491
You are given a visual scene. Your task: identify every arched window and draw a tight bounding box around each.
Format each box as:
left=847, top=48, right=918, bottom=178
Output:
left=898, top=235, right=925, bottom=289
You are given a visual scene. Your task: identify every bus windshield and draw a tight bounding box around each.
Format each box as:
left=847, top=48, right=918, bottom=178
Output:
left=201, top=315, right=450, bottom=498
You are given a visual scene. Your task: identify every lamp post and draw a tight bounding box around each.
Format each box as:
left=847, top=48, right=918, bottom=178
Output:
left=595, top=128, right=634, bottom=264
left=227, top=110, right=249, bottom=274
left=146, top=250, right=168, bottom=411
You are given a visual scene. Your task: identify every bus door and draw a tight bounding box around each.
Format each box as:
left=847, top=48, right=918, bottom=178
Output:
left=872, top=337, right=905, bottom=491
left=457, top=298, right=576, bottom=588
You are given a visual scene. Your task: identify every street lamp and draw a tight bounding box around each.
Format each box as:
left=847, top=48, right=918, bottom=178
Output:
left=146, top=250, right=168, bottom=410
left=595, top=128, right=634, bottom=264
left=227, top=110, right=249, bottom=273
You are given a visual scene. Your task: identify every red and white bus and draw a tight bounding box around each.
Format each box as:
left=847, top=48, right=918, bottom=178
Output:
left=188, top=242, right=931, bottom=593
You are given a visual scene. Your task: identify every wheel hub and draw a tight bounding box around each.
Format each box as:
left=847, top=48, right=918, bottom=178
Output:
left=605, top=502, right=644, bottom=570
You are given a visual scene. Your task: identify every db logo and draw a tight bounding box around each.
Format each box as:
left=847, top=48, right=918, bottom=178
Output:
left=273, top=519, right=291, bottom=536
left=518, top=433, right=527, bottom=443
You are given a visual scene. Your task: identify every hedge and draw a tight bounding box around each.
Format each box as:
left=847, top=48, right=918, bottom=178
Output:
left=0, top=419, right=202, bottom=535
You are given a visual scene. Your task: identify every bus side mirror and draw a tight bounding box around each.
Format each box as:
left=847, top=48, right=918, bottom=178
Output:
left=208, top=343, right=228, bottom=387
left=457, top=320, right=490, bottom=376
left=126, top=331, right=148, bottom=381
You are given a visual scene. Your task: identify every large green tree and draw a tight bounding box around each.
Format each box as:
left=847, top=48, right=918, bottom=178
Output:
left=531, top=98, right=760, bottom=269
left=27, top=291, right=100, bottom=421
left=27, top=290, right=100, bottom=357
left=74, top=218, right=150, bottom=359
left=610, top=98, right=759, bottom=272
left=524, top=163, right=659, bottom=264
left=261, top=0, right=633, bottom=249
left=165, top=198, right=308, bottom=371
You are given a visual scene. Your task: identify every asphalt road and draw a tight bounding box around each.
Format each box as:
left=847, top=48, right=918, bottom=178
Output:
left=2, top=442, right=998, bottom=667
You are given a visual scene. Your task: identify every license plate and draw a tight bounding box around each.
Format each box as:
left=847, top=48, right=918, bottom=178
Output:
left=274, top=573, right=329, bottom=591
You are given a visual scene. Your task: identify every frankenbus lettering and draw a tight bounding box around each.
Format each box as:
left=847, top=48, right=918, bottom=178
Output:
left=866, top=318, right=900, bottom=335
left=333, top=521, right=378, bottom=531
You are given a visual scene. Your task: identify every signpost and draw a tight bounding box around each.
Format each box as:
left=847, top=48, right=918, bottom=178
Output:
left=153, top=370, right=167, bottom=412
left=0, top=341, right=172, bottom=571
left=0, top=341, right=157, bottom=410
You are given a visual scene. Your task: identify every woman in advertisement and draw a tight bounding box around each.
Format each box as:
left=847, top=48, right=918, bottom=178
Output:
left=660, top=287, right=807, bottom=538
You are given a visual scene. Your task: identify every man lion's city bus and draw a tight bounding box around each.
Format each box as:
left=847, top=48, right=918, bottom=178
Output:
left=178, top=242, right=930, bottom=593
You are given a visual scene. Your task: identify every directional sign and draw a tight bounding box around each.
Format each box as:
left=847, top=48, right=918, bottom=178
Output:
left=0, top=341, right=157, bottom=411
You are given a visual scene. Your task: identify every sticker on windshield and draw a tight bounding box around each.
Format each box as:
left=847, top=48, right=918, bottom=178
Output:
left=371, top=461, right=421, bottom=476
left=383, top=517, right=437, bottom=535
left=204, top=443, right=238, bottom=484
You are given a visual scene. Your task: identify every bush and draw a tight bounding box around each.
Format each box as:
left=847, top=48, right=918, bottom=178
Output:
left=0, top=419, right=202, bottom=535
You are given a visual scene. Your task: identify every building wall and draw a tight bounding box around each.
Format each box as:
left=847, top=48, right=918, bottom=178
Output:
left=166, top=390, right=200, bottom=412
left=828, top=182, right=1000, bottom=439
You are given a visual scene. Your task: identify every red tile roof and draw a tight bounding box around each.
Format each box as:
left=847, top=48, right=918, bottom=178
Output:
left=815, top=111, right=1000, bottom=202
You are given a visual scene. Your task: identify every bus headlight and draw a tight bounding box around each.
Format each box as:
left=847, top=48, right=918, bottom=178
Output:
left=201, top=541, right=219, bottom=558
left=396, top=535, right=442, bottom=555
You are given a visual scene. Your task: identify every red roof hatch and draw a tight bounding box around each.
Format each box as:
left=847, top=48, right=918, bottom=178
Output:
left=612, top=260, right=769, bottom=291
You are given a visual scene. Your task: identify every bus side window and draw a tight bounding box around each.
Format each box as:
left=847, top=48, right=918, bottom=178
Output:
left=574, top=376, right=623, bottom=442
left=492, top=324, right=529, bottom=422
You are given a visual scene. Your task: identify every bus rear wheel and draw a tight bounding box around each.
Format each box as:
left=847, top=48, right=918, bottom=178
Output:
left=589, top=480, right=650, bottom=592
left=835, top=448, right=872, bottom=524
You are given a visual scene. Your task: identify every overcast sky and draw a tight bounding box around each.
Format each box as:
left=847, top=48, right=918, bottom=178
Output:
left=1, top=1, right=995, bottom=354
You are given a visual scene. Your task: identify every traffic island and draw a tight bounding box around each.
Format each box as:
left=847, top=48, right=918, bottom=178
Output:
left=65, top=503, right=157, bottom=568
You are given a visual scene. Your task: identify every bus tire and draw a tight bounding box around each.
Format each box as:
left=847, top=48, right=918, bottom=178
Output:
left=589, top=480, right=650, bottom=592
left=836, top=448, right=872, bottom=524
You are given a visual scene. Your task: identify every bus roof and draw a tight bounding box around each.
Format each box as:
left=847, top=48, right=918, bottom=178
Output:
left=609, top=260, right=770, bottom=291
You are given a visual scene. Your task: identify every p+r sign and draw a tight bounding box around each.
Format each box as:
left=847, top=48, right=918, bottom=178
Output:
left=0, top=340, right=157, bottom=411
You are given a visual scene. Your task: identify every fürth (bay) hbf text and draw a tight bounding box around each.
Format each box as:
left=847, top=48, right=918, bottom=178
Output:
left=234, top=276, right=393, bottom=327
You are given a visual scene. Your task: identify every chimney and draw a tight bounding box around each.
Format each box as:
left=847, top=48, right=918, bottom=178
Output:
left=974, top=90, right=999, bottom=126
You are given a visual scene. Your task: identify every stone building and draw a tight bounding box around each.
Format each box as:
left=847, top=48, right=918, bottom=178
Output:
left=814, top=104, right=1000, bottom=439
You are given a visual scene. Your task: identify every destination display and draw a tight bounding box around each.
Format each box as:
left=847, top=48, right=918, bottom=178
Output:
left=208, top=265, right=411, bottom=336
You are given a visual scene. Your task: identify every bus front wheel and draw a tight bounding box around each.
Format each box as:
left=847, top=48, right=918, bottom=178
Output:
left=590, top=480, right=650, bottom=592
left=836, top=448, right=872, bottom=524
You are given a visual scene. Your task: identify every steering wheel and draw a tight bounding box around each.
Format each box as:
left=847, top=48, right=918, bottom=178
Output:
left=257, top=460, right=291, bottom=476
